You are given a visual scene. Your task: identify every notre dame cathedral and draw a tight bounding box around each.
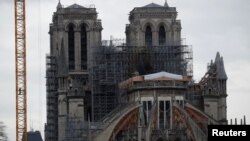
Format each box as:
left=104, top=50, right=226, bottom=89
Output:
left=45, top=1, right=227, bottom=141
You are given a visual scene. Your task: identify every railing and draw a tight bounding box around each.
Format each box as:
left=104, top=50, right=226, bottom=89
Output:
left=129, top=81, right=187, bottom=91
left=101, top=38, right=126, bottom=47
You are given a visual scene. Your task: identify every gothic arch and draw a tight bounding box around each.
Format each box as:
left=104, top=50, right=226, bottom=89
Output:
left=142, top=21, right=157, bottom=46
left=156, top=21, right=170, bottom=32
left=142, top=21, right=156, bottom=32
left=78, top=21, right=91, bottom=31
left=65, top=22, right=77, bottom=31
left=157, top=22, right=170, bottom=46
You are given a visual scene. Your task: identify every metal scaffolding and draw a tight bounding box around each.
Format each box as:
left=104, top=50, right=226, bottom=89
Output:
left=90, top=40, right=193, bottom=121
left=65, top=117, right=89, bottom=141
left=45, top=55, right=58, bottom=141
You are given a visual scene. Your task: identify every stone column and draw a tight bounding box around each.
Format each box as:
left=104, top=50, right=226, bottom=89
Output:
left=176, top=30, right=181, bottom=45
left=138, top=30, right=143, bottom=47
left=166, top=31, right=170, bottom=46
left=171, top=30, right=174, bottom=45
left=152, top=30, right=158, bottom=46
left=173, top=29, right=181, bottom=45
left=87, top=29, right=92, bottom=68
left=58, top=93, right=67, bottom=141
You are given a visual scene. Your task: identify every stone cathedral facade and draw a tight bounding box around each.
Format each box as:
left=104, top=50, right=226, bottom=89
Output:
left=45, top=1, right=227, bottom=141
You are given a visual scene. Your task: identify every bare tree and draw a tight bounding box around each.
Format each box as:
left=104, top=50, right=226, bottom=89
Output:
left=0, top=122, right=7, bottom=141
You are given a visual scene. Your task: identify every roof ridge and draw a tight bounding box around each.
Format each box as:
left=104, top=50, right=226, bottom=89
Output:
left=143, top=3, right=163, bottom=8
left=66, top=3, right=86, bottom=9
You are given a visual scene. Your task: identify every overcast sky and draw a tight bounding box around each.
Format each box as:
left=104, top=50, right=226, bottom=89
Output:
left=0, top=0, right=250, bottom=140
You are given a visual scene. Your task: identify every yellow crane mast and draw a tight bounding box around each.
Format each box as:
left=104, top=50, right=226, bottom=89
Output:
left=14, top=0, right=27, bottom=141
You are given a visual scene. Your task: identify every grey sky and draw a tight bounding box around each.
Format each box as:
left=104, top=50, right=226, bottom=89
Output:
left=0, top=0, right=250, bottom=140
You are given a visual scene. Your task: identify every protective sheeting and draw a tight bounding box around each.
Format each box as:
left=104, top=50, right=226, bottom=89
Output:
left=144, top=71, right=183, bottom=80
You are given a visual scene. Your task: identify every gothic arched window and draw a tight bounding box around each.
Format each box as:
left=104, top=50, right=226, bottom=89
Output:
left=81, top=24, right=87, bottom=70
left=145, top=25, right=152, bottom=46
left=159, top=26, right=166, bottom=45
left=68, top=24, right=75, bottom=70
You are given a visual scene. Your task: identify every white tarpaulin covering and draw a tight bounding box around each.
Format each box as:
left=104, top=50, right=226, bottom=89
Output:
left=144, top=71, right=183, bottom=80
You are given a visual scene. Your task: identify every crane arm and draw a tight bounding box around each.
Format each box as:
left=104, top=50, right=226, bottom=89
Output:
left=14, top=0, right=27, bottom=141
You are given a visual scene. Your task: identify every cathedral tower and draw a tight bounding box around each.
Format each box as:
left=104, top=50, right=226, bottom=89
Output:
left=45, top=1, right=102, bottom=141
left=126, top=2, right=181, bottom=46
left=202, top=52, right=228, bottom=124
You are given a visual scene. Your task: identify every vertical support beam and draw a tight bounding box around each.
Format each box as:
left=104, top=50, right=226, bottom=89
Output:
left=14, top=0, right=27, bottom=141
left=165, top=31, right=170, bottom=46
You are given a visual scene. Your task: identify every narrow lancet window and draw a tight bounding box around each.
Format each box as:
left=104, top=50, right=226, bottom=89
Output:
left=68, top=24, right=75, bottom=70
left=81, top=25, right=87, bottom=70
left=145, top=26, right=152, bottom=46
left=159, top=26, right=166, bottom=45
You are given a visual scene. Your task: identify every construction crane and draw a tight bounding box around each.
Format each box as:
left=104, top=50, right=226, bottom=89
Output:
left=14, top=0, right=27, bottom=141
